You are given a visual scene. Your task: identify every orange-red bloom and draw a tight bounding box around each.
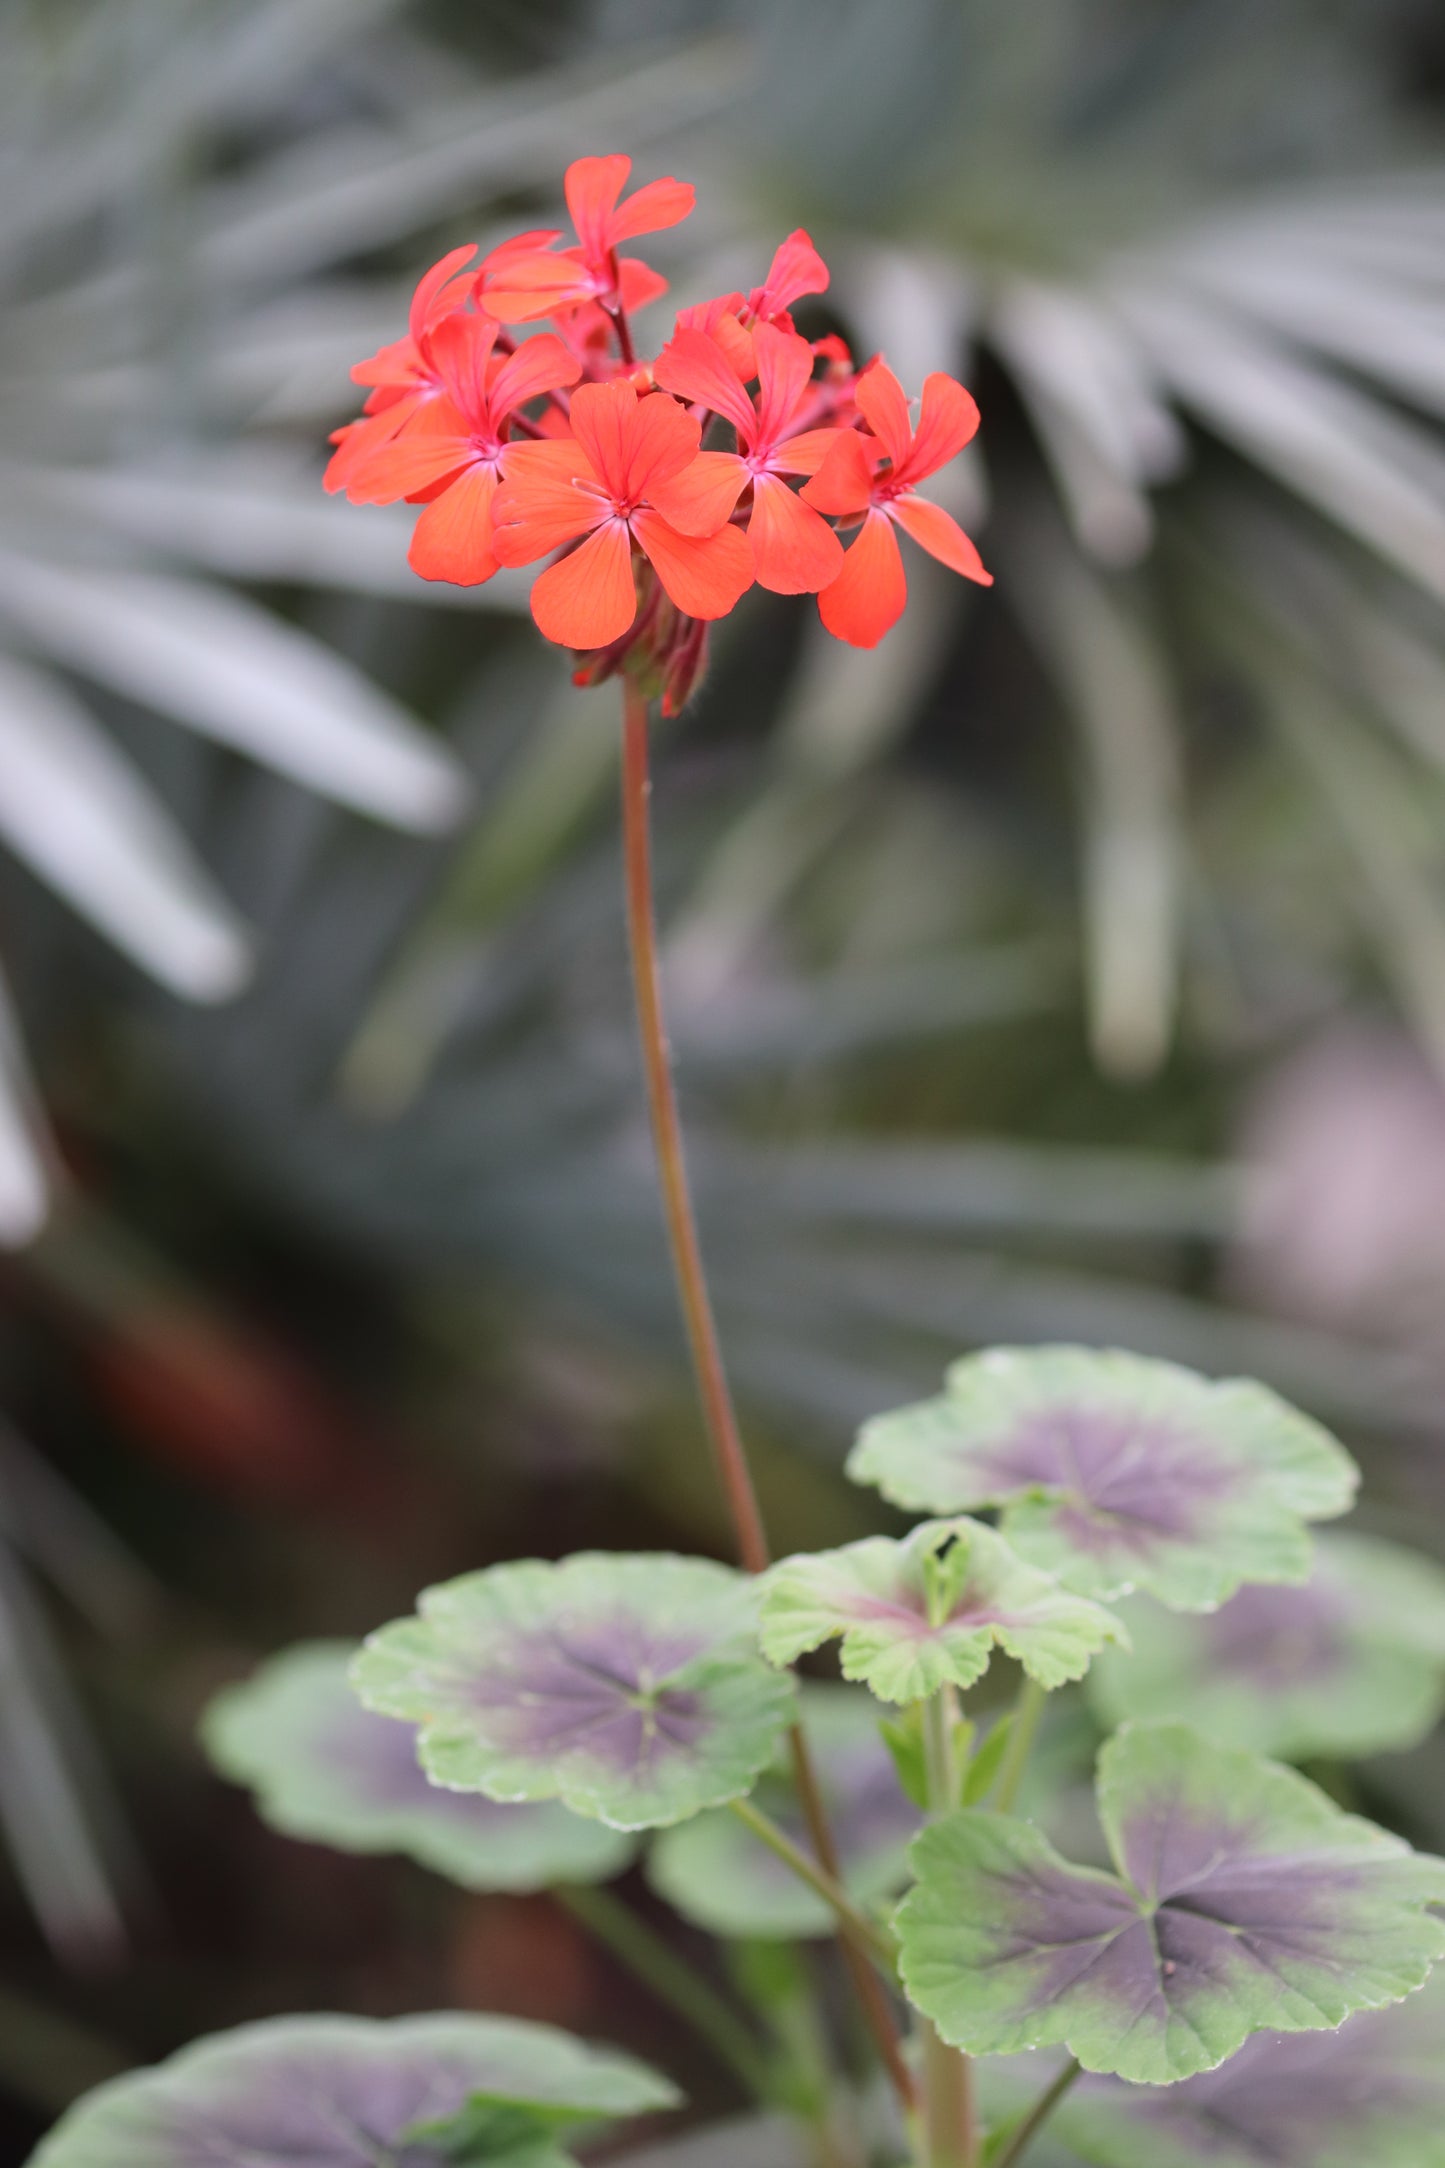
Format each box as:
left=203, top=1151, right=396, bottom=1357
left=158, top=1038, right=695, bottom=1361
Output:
left=323, top=237, right=553, bottom=496
left=326, top=157, right=993, bottom=695
left=653, top=320, right=845, bottom=593
left=340, top=314, right=579, bottom=584
left=479, top=154, right=694, bottom=326
left=491, top=380, right=752, bottom=650
left=803, top=361, right=991, bottom=647
left=672, top=228, right=831, bottom=380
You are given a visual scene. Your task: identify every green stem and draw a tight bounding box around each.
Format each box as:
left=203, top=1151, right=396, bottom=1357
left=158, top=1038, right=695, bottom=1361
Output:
left=989, top=2058, right=1082, bottom=2168
left=922, top=1690, right=958, bottom=1814
left=918, top=1690, right=976, bottom=2168
left=727, top=1798, right=899, bottom=1977
left=556, top=1884, right=773, bottom=2100
left=992, top=1678, right=1047, bottom=1814
left=919, top=2026, right=975, bottom=2168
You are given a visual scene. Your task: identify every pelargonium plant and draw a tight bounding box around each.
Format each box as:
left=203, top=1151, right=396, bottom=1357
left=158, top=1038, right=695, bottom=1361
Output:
left=28, top=158, right=1445, bottom=2168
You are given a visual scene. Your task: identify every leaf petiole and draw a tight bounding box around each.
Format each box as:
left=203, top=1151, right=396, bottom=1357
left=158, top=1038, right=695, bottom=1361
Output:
left=555, top=1884, right=774, bottom=2102
left=988, top=2058, right=1081, bottom=2168
left=725, top=1797, right=899, bottom=1978
left=991, top=1678, right=1047, bottom=1813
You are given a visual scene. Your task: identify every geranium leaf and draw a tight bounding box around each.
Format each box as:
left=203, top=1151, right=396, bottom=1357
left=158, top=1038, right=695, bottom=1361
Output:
left=201, top=1641, right=634, bottom=1890
left=25, top=2013, right=679, bottom=2168
left=759, top=1516, right=1125, bottom=1701
left=405, top=2096, right=596, bottom=2168
left=351, top=1554, right=795, bottom=1831
left=1050, top=1968, right=1445, bottom=2166
left=848, top=1347, right=1357, bottom=1606
left=897, top=1719, right=1445, bottom=2084
left=647, top=1683, right=919, bottom=1939
left=1087, top=1531, right=1445, bottom=1760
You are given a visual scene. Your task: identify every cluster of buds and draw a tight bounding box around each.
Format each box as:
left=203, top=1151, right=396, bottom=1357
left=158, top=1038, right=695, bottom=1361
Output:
left=327, top=155, right=990, bottom=715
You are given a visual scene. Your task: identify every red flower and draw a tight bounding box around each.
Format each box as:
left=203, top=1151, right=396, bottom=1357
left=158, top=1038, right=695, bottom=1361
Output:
left=491, top=380, right=752, bottom=650
left=323, top=237, right=551, bottom=496
left=653, top=321, right=846, bottom=593
left=339, top=314, right=578, bottom=585
left=479, top=154, right=694, bottom=325
left=672, top=229, right=830, bottom=380
left=802, top=361, right=991, bottom=647
left=748, top=228, right=830, bottom=327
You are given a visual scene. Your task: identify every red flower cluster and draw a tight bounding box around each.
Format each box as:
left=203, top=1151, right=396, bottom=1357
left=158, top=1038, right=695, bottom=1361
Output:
left=327, top=155, right=990, bottom=711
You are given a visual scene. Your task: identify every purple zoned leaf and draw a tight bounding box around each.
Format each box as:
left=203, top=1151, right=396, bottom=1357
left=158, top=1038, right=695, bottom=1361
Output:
left=759, top=1517, right=1125, bottom=1701
left=201, top=1641, right=634, bottom=1890
left=26, top=2013, right=680, bottom=2168
left=647, top=1682, right=921, bottom=1938
left=350, top=1553, right=795, bottom=1831
left=1054, top=1968, right=1445, bottom=2167
left=847, top=1346, right=1357, bottom=1606
left=1087, top=1530, right=1445, bottom=1759
left=896, top=1719, right=1445, bottom=2085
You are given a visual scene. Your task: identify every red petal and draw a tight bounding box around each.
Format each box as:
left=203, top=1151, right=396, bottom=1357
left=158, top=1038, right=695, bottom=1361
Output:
left=748, top=475, right=844, bottom=594
left=648, top=450, right=747, bottom=536
left=675, top=292, right=745, bottom=334
left=407, top=464, right=500, bottom=585
left=408, top=244, right=479, bottom=345
left=855, top=361, right=914, bottom=472
left=341, top=399, right=469, bottom=504
left=476, top=228, right=561, bottom=278
left=607, top=175, right=696, bottom=247
left=530, top=520, right=637, bottom=649
left=323, top=399, right=413, bottom=494
left=891, top=493, right=992, bottom=584
left=653, top=327, right=756, bottom=436
left=425, top=313, right=499, bottom=428
left=488, top=332, right=580, bottom=418
left=753, top=228, right=830, bottom=317
left=617, top=257, right=670, bottom=313
left=714, top=314, right=757, bottom=379
left=772, top=426, right=850, bottom=477
left=491, top=438, right=601, bottom=563
left=624, top=392, right=702, bottom=500
left=564, top=154, right=631, bottom=263
left=752, top=321, right=815, bottom=450
left=481, top=250, right=593, bottom=322
left=897, top=373, right=980, bottom=485
left=567, top=380, right=638, bottom=498
left=817, top=510, right=906, bottom=647
left=350, top=333, right=423, bottom=390
left=800, top=429, right=876, bottom=516
left=631, top=512, right=753, bottom=621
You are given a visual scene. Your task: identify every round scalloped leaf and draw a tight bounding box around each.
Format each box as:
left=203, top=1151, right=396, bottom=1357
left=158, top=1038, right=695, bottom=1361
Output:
left=897, top=1719, right=1445, bottom=2085
left=1052, top=1968, right=1445, bottom=2167
left=1087, top=1531, right=1445, bottom=1760
left=646, top=1683, right=919, bottom=1939
left=25, top=2012, right=680, bottom=2168
left=351, top=1553, right=795, bottom=1832
left=759, top=1517, right=1125, bottom=1702
left=202, top=1641, right=634, bottom=1890
left=847, top=1347, right=1357, bottom=1607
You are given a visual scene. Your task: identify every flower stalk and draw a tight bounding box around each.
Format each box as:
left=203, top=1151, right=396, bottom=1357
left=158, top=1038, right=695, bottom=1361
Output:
left=620, top=676, right=916, bottom=2113
left=989, top=2059, right=1082, bottom=2168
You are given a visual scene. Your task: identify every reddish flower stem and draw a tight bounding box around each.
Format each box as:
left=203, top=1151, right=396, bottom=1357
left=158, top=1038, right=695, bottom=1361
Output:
left=619, top=680, right=770, bottom=1575
left=604, top=249, right=638, bottom=367
left=618, top=679, right=916, bottom=2117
